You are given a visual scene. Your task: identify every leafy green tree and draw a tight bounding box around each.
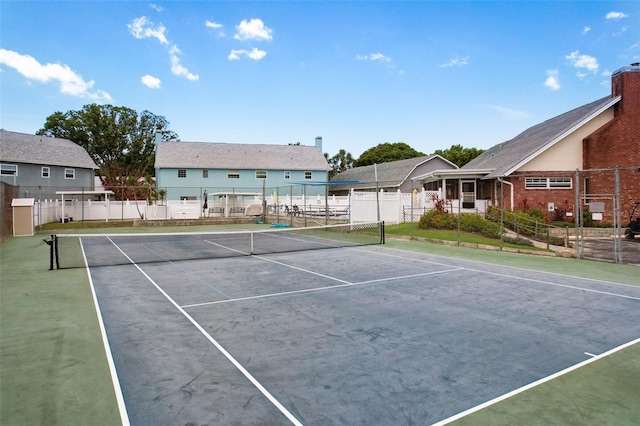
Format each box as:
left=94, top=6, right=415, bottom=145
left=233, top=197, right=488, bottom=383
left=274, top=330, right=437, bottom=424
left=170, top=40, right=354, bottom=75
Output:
left=37, top=104, right=178, bottom=195
left=325, top=149, right=354, bottom=178
left=353, top=142, right=425, bottom=167
left=433, top=144, right=485, bottom=167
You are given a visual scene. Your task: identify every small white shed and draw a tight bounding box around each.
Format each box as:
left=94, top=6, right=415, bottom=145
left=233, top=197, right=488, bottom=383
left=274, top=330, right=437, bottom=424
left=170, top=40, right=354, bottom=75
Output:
left=11, top=198, right=35, bottom=236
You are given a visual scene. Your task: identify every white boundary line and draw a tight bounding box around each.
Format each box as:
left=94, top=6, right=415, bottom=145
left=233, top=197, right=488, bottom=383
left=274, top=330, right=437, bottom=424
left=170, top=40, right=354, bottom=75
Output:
left=432, top=337, right=640, bottom=425
left=81, top=239, right=130, bottom=426
left=106, top=237, right=303, bottom=426
left=365, top=245, right=640, bottom=290
left=183, top=267, right=462, bottom=308
left=352, top=246, right=640, bottom=300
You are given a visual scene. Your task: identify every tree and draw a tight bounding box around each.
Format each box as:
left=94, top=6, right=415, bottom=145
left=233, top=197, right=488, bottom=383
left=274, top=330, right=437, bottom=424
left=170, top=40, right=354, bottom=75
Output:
left=353, top=142, right=425, bottom=167
left=325, top=149, right=355, bottom=179
left=433, top=144, right=485, bottom=167
left=37, top=104, right=178, bottom=198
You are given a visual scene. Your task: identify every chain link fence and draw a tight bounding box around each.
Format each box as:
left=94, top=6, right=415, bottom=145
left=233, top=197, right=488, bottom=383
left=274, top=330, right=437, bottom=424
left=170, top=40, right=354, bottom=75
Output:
left=503, top=166, right=639, bottom=265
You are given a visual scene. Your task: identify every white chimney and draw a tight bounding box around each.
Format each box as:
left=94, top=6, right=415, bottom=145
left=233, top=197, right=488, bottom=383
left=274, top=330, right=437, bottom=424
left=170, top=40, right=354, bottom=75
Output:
left=315, top=136, right=323, bottom=151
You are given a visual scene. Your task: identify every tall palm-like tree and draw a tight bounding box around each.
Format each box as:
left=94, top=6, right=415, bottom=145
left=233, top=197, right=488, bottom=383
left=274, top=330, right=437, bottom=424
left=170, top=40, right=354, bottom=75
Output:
left=327, top=149, right=354, bottom=178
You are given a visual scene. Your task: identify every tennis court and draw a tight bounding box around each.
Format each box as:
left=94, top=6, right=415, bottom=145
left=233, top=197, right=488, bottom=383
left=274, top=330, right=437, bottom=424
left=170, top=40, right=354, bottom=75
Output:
left=57, top=224, right=639, bottom=425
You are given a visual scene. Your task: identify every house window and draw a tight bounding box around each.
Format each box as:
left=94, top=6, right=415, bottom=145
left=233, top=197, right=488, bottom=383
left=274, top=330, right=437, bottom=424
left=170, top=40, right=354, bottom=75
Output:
left=42, top=167, right=50, bottom=178
left=203, top=169, right=209, bottom=178
left=525, top=177, right=572, bottom=189
left=284, top=171, right=291, bottom=180
left=583, top=177, right=591, bottom=203
left=65, top=168, right=75, bottom=179
left=0, top=164, right=17, bottom=176
left=304, top=171, right=312, bottom=180
left=256, top=170, right=267, bottom=179
left=178, top=169, right=186, bottom=178
left=228, top=171, right=240, bottom=179
left=424, top=181, right=439, bottom=191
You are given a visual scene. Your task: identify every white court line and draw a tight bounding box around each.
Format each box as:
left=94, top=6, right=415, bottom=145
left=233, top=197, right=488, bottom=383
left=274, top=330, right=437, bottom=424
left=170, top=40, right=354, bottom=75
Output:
left=106, top=237, right=303, bottom=426
left=256, top=255, right=353, bottom=284
left=350, top=246, right=640, bottom=301
left=183, top=268, right=462, bottom=308
left=358, top=245, right=640, bottom=290
left=432, top=337, right=640, bottom=426
left=467, top=268, right=640, bottom=301
left=140, top=243, right=234, bottom=300
left=183, top=282, right=356, bottom=308
left=353, top=268, right=463, bottom=286
left=81, top=239, right=130, bottom=426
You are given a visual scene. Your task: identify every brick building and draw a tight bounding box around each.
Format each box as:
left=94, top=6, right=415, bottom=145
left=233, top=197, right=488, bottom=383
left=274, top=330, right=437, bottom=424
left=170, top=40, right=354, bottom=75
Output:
left=415, top=63, right=640, bottom=223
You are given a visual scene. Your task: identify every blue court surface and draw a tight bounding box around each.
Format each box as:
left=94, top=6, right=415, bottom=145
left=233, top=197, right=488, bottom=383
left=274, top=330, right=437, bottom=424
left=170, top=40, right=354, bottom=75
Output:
left=84, top=240, right=640, bottom=425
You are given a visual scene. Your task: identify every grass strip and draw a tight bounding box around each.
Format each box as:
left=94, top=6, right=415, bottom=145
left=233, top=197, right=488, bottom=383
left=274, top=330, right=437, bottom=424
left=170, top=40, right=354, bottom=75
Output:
left=0, top=235, right=121, bottom=425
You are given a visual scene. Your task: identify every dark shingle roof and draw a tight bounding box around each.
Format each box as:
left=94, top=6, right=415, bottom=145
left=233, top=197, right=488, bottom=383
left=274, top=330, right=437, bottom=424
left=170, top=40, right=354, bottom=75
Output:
left=330, top=155, right=447, bottom=188
left=155, top=141, right=330, bottom=171
left=0, top=130, right=97, bottom=169
left=463, top=95, right=620, bottom=178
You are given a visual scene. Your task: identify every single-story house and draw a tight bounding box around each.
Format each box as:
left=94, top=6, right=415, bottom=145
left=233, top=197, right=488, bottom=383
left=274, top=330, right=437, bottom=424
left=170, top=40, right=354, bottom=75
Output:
left=0, top=130, right=97, bottom=200
left=414, top=63, right=640, bottom=222
left=154, top=136, right=331, bottom=201
left=329, top=155, right=458, bottom=196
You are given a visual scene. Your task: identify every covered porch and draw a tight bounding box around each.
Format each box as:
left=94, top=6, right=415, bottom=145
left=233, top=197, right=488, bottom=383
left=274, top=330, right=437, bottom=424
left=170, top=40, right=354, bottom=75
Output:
left=412, top=168, right=507, bottom=214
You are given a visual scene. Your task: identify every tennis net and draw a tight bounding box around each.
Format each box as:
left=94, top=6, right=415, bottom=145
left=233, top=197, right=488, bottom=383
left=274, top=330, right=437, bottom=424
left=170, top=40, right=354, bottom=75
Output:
left=50, top=221, right=385, bottom=269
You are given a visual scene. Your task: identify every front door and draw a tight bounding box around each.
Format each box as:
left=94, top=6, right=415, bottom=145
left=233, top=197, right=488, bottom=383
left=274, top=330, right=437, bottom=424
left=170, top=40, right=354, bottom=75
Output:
left=461, top=180, right=476, bottom=209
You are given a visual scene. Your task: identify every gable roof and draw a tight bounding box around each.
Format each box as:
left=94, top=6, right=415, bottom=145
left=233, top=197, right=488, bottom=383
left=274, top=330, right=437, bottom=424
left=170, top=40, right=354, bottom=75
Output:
left=330, top=155, right=456, bottom=189
left=462, top=95, right=620, bottom=178
left=0, top=130, right=97, bottom=169
left=155, top=141, right=330, bottom=171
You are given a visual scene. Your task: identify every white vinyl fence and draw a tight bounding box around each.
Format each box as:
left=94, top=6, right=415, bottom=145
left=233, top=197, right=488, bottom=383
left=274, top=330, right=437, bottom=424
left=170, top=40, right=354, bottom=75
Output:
left=35, top=199, right=148, bottom=225
left=33, top=188, right=451, bottom=226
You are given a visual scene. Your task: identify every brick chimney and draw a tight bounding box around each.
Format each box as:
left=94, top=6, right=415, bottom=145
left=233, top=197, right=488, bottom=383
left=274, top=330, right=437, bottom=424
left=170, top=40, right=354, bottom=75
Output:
left=583, top=64, right=640, bottom=216
left=611, top=62, right=640, bottom=119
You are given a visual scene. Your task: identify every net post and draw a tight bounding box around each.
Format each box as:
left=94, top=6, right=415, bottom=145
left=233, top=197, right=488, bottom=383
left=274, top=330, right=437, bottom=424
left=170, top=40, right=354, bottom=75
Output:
left=381, top=221, right=385, bottom=244
left=45, top=235, right=55, bottom=270
left=54, top=235, right=60, bottom=270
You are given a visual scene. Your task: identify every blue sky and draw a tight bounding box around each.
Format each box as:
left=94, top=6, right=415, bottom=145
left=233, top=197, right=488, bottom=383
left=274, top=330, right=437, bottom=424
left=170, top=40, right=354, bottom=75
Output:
left=1, top=1, right=638, bottom=158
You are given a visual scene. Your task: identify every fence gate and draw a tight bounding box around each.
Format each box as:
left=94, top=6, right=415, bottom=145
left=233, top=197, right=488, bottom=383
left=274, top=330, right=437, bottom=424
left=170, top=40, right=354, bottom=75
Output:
left=574, top=167, right=637, bottom=265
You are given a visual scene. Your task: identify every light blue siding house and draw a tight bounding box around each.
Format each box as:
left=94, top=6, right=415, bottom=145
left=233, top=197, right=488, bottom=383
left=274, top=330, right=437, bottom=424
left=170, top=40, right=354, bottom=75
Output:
left=155, top=136, right=331, bottom=201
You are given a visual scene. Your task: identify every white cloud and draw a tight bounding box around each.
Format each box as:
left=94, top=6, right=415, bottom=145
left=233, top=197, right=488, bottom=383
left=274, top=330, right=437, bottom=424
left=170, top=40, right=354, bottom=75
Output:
left=566, top=50, right=599, bottom=72
left=482, top=104, right=532, bottom=120
left=129, top=17, right=198, bottom=81
left=544, top=69, right=561, bottom=90
left=149, top=3, right=163, bottom=12
left=228, top=48, right=267, bottom=61
left=438, top=56, right=469, bottom=67
left=206, top=20, right=223, bottom=29
left=234, top=19, right=273, bottom=41
left=205, top=20, right=225, bottom=37
left=127, top=16, right=168, bottom=45
left=356, top=53, right=391, bottom=63
left=0, top=48, right=112, bottom=101
left=169, top=45, right=199, bottom=80
left=141, top=74, right=161, bottom=89
left=605, top=11, right=628, bottom=20
left=582, top=26, right=591, bottom=35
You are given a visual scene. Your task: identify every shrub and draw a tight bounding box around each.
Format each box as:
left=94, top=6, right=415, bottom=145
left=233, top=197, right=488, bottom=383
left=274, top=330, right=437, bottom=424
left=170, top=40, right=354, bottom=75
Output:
left=419, top=209, right=456, bottom=230
left=459, top=213, right=501, bottom=238
left=526, top=206, right=547, bottom=221
left=581, top=210, right=594, bottom=227
left=420, top=210, right=502, bottom=239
